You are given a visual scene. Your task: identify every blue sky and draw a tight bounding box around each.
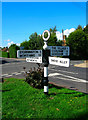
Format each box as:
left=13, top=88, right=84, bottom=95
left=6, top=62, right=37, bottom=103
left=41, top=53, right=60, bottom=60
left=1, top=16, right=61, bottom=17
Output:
left=2, top=2, right=86, bottom=47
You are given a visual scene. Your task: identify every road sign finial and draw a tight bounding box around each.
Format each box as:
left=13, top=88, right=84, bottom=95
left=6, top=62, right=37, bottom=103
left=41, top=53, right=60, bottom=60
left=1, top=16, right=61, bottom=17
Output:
left=42, top=30, right=50, bottom=41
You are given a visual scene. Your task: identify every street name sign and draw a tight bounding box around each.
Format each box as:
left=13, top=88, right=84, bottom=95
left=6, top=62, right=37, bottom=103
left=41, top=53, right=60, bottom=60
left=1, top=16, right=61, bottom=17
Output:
left=49, top=57, right=70, bottom=67
left=48, top=46, right=70, bottom=56
left=20, top=46, right=24, bottom=50
left=26, top=57, right=42, bottom=63
left=17, top=50, right=42, bottom=58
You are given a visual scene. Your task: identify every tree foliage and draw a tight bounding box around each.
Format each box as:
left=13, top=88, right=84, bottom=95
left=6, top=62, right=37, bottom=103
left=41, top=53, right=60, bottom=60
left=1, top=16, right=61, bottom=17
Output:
left=48, top=26, right=58, bottom=46
left=20, top=40, right=29, bottom=50
left=83, top=24, right=88, bottom=34
left=76, top=25, right=82, bottom=30
left=66, top=29, right=88, bottom=60
left=9, top=44, right=20, bottom=58
left=20, top=26, right=58, bottom=50
left=29, top=32, right=44, bottom=50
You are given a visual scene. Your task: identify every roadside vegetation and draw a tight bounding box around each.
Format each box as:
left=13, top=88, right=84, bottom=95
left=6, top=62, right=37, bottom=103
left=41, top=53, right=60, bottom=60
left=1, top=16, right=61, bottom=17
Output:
left=0, top=51, right=9, bottom=58
left=2, top=78, right=88, bottom=119
left=1, top=25, right=88, bottom=60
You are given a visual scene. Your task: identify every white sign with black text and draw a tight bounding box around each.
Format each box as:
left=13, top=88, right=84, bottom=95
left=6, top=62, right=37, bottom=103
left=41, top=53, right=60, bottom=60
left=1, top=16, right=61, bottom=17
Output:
left=48, top=46, right=70, bottom=56
left=49, top=57, right=70, bottom=67
left=17, top=50, right=42, bottom=58
left=26, top=57, right=42, bottom=63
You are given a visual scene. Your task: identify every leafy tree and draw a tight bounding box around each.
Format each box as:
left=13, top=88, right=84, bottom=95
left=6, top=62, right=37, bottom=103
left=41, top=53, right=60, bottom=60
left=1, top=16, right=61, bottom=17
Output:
left=66, top=29, right=88, bottom=60
left=48, top=26, right=57, bottom=46
left=20, top=40, right=29, bottom=50
left=57, top=40, right=63, bottom=46
left=29, top=32, right=43, bottom=50
left=49, top=26, right=57, bottom=33
left=76, top=25, right=82, bottom=30
left=83, top=24, right=88, bottom=35
left=9, top=44, right=20, bottom=58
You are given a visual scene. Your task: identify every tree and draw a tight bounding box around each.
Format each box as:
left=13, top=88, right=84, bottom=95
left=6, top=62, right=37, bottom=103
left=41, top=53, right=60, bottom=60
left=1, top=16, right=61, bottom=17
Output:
left=20, top=40, right=29, bottom=50
left=48, top=26, right=57, bottom=46
left=66, top=29, right=88, bottom=60
left=9, top=44, right=20, bottom=58
left=57, top=40, right=63, bottom=46
left=83, top=24, right=88, bottom=35
left=29, top=32, right=43, bottom=50
left=76, top=25, right=82, bottom=30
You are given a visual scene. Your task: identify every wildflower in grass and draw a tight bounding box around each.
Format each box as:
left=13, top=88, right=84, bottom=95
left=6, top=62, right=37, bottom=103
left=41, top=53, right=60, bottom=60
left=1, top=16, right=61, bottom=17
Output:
left=75, top=97, right=77, bottom=99
left=56, top=108, right=59, bottom=111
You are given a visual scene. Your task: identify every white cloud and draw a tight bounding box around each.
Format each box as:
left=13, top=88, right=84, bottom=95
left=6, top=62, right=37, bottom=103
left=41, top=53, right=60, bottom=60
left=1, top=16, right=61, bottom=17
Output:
left=84, top=26, right=86, bottom=28
left=56, top=28, right=75, bottom=40
left=16, top=43, right=20, bottom=46
left=8, top=41, right=14, bottom=47
left=4, top=39, right=10, bottom=42
left=7, top=39, right=10, bottom=42
left=7, top=41, right=20, bottom=47
left=56, top=31, right=63, bottom=40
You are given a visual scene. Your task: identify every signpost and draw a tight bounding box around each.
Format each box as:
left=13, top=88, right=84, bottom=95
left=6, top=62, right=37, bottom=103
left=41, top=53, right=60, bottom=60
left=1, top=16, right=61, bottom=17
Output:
left=49, top=57, right=70, bottom=67
left=17, top=50, right=42, bottom=58
left=17, top=30, right=70, bottom=95
left=26, top=57, right=42, bottom=63
left=48, top=46, right=69, bottom=56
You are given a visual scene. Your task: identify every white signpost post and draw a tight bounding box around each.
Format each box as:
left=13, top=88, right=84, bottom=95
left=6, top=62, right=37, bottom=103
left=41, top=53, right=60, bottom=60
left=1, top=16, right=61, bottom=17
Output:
left=17, top=30, right=70, bottom=95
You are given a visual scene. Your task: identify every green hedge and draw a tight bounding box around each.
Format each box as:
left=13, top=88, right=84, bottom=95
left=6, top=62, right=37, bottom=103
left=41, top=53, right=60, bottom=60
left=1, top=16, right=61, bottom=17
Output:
left=0, top=51, right=9, bottom=58
left=9, top=44, right=20, bottom=58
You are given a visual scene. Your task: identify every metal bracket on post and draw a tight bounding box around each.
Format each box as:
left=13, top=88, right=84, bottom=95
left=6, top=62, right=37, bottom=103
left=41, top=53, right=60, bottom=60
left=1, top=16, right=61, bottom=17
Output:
left=42, top=30, right=50, bottom=95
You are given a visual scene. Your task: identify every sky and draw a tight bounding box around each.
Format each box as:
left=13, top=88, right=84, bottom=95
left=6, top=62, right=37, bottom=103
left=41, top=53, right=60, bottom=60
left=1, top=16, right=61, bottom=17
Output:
left=1, top=2, right=87, bottom=47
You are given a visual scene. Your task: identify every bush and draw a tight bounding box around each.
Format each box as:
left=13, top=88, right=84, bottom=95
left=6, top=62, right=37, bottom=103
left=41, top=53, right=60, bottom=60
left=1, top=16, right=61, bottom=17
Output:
left=24, top=64, right=44, bottom=89
left=9, top=44, right=20, bottom=58
left=0, top=51, right=9, bottom=58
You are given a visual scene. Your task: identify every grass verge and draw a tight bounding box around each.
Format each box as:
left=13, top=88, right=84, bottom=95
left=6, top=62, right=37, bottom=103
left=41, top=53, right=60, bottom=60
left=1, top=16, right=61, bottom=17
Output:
left=2, top=78, right=88, bottom=119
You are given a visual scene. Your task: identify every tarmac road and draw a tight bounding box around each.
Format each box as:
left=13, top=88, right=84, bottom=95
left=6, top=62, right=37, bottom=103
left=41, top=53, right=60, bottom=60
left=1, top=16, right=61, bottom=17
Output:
left=0, top=57, right=88, bottom=93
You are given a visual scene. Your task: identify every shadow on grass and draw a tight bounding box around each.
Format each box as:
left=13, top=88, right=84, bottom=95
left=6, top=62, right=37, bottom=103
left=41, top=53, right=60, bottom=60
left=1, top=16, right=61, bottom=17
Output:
left=49, top=84, right=63, bottom=89
left=71, top=111, right=88, bottom=120
left=2, top=90, right=11, bottom=92
left=2, top=113, right=88, bottom=120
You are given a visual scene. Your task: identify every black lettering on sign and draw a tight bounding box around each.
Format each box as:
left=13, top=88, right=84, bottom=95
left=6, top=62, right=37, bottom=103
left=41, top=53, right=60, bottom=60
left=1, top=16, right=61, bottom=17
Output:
left=52, top=46, right=56, bottom=49
left=38, top=54, right=41, bottom=56
left=29, top=54, right=35, bottom=57
left=51, top=59, right=58, bottom=62
left=60, top=61, right=67, bottom=64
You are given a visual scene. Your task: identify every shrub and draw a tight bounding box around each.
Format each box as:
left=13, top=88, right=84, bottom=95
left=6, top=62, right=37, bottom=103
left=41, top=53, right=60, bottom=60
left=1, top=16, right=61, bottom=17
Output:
left=0, top=51, right=9, bottom=58
left=24, top=64, right=44, bottom=89
left=9, top=44, right=20, bottom=58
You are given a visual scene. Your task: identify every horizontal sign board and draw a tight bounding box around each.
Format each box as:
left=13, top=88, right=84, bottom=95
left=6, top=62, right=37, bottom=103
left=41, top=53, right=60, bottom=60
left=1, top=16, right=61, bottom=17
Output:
left=48, top=46, right=70, bottom=56
left=26, top=57, right=42, bottom=63
left=49, top=57, right=70, bottom=67
left=17, top=50, right=42, bottom=58
left=20, top=46, right=24, bottom=50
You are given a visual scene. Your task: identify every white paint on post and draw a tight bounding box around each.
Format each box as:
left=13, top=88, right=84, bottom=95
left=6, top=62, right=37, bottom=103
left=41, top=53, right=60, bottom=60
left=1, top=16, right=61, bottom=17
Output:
left=42, top=30, right=50, bottom=41
left=44, top=86, right=48, bottom=92
left=44, top=67, right=48, bottom=77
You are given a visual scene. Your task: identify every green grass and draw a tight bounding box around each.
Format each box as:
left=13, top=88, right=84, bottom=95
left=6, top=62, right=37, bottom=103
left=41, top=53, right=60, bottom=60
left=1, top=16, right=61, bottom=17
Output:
left=2, top=78, right=88, bottom=119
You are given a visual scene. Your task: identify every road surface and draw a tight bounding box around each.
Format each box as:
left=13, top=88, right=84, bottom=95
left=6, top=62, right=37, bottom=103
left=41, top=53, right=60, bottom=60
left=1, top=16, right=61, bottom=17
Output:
left=0, top=57, right=88, bottom=93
